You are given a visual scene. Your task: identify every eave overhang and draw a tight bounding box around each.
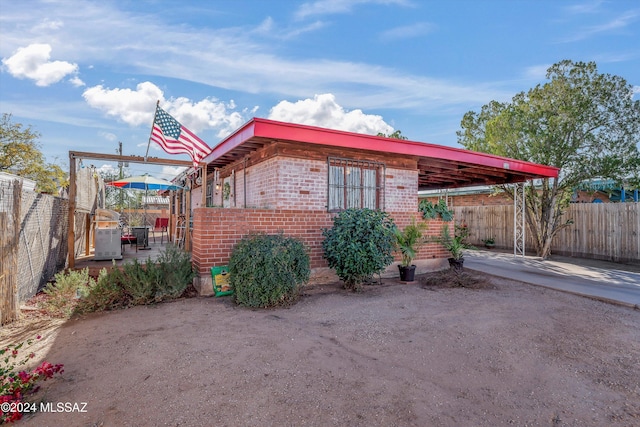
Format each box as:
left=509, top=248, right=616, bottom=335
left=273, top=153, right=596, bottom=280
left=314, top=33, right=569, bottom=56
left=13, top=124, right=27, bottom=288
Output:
left=203, top=118, right=559, bottom=190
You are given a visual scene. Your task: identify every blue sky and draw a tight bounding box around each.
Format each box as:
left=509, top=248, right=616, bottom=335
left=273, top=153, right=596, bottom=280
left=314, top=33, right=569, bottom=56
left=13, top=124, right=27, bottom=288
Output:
left=1, top=0, right=639, bottom=180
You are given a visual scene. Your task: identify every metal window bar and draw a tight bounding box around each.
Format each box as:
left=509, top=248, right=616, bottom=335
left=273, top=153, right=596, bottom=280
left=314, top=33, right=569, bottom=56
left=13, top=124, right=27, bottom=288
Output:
left=327, top=157, right=385, bottom=211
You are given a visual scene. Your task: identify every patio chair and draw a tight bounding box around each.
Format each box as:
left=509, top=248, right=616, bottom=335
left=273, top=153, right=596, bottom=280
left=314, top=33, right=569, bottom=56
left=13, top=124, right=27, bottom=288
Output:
left=153, top=217, right=169, bottom=244
left=121, top=231, right=138, bottom=253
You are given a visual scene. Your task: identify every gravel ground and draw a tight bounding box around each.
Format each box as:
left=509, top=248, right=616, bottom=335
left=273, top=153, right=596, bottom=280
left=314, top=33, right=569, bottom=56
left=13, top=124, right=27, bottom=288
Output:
left=2, top=271, right=639, bottom=427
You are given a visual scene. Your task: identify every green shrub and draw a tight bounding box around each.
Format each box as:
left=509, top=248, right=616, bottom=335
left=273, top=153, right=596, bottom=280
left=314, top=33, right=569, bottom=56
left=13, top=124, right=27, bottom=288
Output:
left=230, top=233, right=310, bottom=308
left=121, top=259, right=159, bottom=305
left=322, top=208, right=395, bottom=291
left=40, top=268, right=93, bottom=317
left=75, top=244, right=194, bottom=312
left=75, top=267, right=127, bottom=313
left=155, top=243, right=194, bottom=300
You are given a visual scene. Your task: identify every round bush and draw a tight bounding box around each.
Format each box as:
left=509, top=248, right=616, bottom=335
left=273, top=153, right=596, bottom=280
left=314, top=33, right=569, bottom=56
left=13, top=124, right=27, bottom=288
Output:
left=229, top=233, right=310, bottom=308
left=322, top=208, right=396, bottom=291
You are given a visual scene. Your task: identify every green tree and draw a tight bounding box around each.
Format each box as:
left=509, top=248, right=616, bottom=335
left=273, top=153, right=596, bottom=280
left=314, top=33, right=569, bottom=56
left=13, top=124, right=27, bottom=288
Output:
left=0, top=113, right=68, bottom=193
left=98, top=168, right=141, bottom=211
left=377, top=129, right=408, bottom=140
left=457, top=60, right=640, bottom=258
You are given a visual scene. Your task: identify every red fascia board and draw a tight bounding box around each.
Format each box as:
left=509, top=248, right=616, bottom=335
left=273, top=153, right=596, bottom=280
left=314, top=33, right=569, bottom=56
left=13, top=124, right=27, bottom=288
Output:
left=204, top=118, right=559, bottom=179
left=203, top=120, right=257, bottom=164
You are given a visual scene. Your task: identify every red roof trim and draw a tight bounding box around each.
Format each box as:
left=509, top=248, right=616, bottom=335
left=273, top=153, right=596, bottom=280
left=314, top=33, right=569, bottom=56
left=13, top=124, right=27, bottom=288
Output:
left=203, top=117, right=559, bottom=179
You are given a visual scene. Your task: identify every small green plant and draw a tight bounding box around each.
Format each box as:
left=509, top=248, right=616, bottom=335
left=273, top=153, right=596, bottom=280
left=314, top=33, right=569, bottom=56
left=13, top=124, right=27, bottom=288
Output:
left=75, top=267, right=127, bottom=313
left=155, top=243, right=194, bottom=300
left=230, top=233, right=310, bottom=308
left=419, top=199, right=453, bottom=221
left=322, top=208, right=396, bottom=291
left=418, top=199, right=437, bottom=219
left=121, top=259, right=159, bottom=305
left=481, top=237, right=495, bottom=246
left=1, top=337, right=64, bottom=424
left=223, top=182, right=231, bottom=200
left=40, top=268, right=93, bottom=317
left=394, top=218, right=428, bottom=267
left=435, top=225, right=473, bottom=261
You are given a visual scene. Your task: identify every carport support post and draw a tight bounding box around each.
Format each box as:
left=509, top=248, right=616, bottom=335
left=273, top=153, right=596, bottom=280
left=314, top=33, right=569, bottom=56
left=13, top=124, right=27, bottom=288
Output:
left=514, top=182, right=525, bottom=257
left=68, top=154, right=76, bottom=269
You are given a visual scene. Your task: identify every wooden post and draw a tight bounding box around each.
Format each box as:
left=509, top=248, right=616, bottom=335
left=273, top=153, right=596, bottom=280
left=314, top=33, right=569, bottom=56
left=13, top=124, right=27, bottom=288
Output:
left=85, top=213, right=91, bottom=256
left=201, top=164, right=207, bottom=207
left=68, top=154, right=76, bottom=269
left=185, top=186, right=191, bottom=251
left=168, top=193, right=174, bottom=242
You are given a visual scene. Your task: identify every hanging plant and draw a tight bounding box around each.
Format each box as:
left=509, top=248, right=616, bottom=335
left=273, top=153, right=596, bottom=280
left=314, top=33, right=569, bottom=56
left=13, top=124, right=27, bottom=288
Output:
left=419, top=199, right=453, bottom=221
left=223, top=182, right=231, bottom=200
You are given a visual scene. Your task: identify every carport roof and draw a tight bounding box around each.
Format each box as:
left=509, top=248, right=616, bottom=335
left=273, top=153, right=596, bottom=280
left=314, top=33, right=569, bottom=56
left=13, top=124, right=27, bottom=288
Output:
left=203, top=118, right=559, bottom=190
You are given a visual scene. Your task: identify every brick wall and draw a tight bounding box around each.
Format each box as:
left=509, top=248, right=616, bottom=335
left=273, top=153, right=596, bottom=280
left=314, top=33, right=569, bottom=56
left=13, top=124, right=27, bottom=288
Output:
left=221, top=155, right=419, bottom=212
left=385, top=169, right=418, bottom=212
left=192, top=207, right=451, bottom=293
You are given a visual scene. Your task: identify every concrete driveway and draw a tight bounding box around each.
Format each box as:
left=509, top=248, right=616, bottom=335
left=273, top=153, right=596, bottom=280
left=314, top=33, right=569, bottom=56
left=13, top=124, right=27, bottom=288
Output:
left=464, top=250, right=640, bottom=308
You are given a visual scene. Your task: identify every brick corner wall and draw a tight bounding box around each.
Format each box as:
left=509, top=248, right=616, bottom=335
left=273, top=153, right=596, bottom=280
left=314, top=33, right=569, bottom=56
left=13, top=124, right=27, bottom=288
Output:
left=192, top=208, right=452, bottom=291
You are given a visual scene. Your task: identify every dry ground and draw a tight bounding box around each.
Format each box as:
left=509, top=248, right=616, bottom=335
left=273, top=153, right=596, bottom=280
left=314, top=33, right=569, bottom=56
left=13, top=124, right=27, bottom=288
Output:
left=1, top=271, right=639, bottom=427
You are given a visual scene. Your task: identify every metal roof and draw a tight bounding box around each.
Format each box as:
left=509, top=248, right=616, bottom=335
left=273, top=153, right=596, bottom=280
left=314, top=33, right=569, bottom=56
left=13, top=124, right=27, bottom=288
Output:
left=203, top=118, right=559, bottom=190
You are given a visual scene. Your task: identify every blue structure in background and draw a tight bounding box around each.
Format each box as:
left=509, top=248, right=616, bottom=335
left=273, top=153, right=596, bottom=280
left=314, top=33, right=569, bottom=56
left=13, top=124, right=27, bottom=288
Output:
left=578, top=179, right=639, bottom=203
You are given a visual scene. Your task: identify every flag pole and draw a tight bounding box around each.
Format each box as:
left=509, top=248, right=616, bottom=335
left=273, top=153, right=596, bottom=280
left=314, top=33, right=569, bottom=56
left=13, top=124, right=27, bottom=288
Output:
left=145, top=100, right=160, bottom=162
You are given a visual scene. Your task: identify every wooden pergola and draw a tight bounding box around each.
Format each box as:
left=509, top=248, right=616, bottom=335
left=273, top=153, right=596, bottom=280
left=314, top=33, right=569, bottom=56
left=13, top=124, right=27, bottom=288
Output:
left=67, top=151, right=205, bottom=269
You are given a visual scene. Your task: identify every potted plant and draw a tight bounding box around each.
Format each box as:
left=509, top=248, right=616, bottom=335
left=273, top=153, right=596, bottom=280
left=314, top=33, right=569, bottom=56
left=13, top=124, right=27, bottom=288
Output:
left=394, top=218, right=427, bottom=282
left=481, top=237, right=495, bottom=248
left=436, top=225, right=472, bottom=271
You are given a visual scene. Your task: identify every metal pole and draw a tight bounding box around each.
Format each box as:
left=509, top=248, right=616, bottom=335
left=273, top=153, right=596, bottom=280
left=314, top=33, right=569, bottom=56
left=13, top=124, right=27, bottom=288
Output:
left=514, top=182, right=525, bottom=257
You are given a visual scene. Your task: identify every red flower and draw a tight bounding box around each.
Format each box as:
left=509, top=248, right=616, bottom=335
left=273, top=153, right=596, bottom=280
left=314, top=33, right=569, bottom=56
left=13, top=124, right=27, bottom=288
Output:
left=18, top=371, right=31, bottom=382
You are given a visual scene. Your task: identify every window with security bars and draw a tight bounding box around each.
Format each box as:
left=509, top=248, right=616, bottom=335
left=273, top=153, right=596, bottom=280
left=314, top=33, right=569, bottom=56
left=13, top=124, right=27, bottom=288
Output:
left=327, top=157, right=385, bottom=211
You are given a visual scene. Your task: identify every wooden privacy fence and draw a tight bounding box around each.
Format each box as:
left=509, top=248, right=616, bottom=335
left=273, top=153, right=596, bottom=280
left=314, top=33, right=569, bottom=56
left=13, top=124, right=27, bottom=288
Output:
left=454, top=203, right=640, bottom=263
left=0, top=180, right=21, bottom=325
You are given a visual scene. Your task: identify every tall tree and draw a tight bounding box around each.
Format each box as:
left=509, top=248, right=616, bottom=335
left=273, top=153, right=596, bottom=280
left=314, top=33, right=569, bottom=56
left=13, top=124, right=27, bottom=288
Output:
left=457, top=60, right=640, bottom=258
left=0, top=113, right=68, bottom=193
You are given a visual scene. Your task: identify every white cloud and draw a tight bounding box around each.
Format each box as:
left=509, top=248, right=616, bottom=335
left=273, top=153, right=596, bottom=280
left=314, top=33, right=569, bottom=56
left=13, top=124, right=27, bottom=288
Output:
left=523, top=64, right=551, bottom=80
left=99, top=131, right=118, bottom=142
left=380, top=22, right=436, bottom=41
left=268, top=93, right=394, bottom=135
left=167, top=97, right=248, bottom=138
left=82, top=82, right=163, bottom=126
left=160, top=166, right=187, bottom=179
left=1, top=2, right=509, bottom=115
left=560, top=10, right=639, bottom=42
left=97, top=164, right=117, bottom=176
left=295, top=0, right=410, bottom=20
left=32, top=18, right=64, bottom=31
left=1, top=43, right=78, bottom=86
left=565, top=0, right=604, bottom=15
left=69, top=76, right=85, bottom=87
left=633, top=86, right=640, bottom=98
left=82, top=81, right=250, bottom=138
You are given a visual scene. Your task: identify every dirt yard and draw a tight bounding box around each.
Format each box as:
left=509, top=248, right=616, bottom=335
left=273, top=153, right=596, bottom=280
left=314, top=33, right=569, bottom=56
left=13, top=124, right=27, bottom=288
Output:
left=2, top=271, right=639, bottom=427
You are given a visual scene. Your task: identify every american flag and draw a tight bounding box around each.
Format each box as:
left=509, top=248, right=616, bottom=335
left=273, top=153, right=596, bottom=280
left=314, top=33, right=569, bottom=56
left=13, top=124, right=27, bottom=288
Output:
left=149, top=106, right=211, bottom=167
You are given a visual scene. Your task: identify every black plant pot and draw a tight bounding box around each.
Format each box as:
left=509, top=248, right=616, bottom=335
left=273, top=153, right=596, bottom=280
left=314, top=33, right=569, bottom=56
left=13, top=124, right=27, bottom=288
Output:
left=448, top=257, right=464, bottom=271
left=398, top=265, right=417, bottom=282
